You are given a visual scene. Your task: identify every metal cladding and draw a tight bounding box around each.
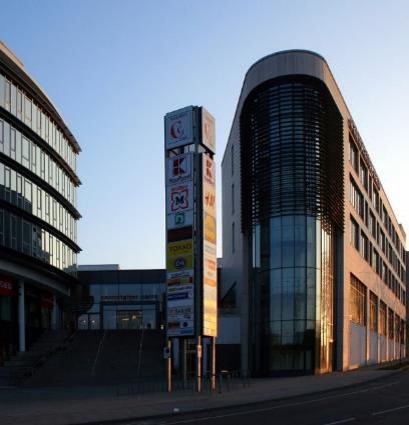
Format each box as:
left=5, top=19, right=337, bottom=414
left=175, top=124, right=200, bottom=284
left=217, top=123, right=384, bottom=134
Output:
left=240, top=75, right=344, bottom=233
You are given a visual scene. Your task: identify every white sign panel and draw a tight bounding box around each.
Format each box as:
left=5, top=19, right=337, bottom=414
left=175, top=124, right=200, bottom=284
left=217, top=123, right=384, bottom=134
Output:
left=165, top=106, right=194, bottom=150
left=166, top=211, right=193, bottom=230
left=167, top=305, right=194, bottom=336
left=201, top=108, right=215, bottom=153
left=166, top=153, right=193, bottom=186
left=166, top=182, right=193, bottom=213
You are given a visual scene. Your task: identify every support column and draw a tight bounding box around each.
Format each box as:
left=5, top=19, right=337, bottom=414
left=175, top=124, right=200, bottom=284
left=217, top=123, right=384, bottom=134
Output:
left=196, top=335, right=202, bottom=392
left=18, top=280, right=25, bottom=352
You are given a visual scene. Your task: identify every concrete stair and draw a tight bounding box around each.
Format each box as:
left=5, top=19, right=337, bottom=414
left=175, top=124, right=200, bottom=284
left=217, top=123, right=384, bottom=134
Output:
left=0, top=329, right=70, bottom=386
left=25, top=329, right=167, bottom=387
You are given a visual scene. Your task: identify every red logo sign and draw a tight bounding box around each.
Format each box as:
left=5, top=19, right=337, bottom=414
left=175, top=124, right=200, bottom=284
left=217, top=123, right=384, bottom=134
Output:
left=170, top=120, right=185, bottom=140
left=0, top=279, right=14, bottom=296
left=204, top=157, right=215, bottom=184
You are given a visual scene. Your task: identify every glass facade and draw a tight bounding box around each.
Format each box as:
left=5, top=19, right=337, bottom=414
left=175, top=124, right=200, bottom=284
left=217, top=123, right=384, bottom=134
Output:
left=0, top=55, right=80, bottom=275
left=77, top=280, right=166, bottom=331
left=252, top=216, right=335, bottom=373
left=240, top=75, right=343, bottom=375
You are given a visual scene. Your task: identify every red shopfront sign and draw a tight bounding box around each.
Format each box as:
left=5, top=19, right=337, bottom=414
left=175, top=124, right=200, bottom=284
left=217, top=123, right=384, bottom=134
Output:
left=0, top=277, right=15, bottom=296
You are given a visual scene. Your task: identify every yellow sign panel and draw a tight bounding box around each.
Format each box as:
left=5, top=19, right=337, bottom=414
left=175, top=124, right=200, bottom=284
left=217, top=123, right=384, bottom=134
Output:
left=166, top=255, right=193, bottom=272
left=167, top=239, right=194, bottom=272
left=204, top=213, right=216, bottom=244
left=167, top=239, right=193, bottom=257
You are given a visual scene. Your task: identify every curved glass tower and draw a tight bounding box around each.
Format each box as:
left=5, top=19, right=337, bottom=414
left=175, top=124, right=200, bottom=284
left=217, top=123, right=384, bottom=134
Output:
left=241, top=75, right=343, bottom=374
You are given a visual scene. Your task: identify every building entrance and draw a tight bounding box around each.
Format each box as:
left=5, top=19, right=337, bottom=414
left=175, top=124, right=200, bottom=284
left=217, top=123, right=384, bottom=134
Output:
left=116, top=310, right=142, bottom=329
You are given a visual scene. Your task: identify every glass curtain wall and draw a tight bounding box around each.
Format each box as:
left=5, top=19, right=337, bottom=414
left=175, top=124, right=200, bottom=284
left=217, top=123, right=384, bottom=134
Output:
left=241, top=75, right=343, bottom=375
left=252, top=217, right=335, bottom=373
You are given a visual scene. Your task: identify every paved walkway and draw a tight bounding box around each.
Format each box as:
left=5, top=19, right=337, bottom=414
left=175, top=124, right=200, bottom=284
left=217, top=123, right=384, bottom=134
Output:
left=0, top=367, right=401, bottom=425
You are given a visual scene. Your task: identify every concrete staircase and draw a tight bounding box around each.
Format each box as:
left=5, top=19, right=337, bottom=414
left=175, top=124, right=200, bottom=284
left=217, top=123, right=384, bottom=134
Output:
left=25, top=329, right=166, bottom=386
left=0, top=330, right=70, bottom=386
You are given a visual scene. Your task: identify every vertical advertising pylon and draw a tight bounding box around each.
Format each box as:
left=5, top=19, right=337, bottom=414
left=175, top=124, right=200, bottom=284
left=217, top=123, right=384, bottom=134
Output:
left=164, top=106, right=217, bottom=392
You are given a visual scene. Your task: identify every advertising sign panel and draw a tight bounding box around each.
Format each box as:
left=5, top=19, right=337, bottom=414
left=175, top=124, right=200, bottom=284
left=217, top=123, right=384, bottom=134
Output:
left=167, top=226, right=193, bottom=243
left=167, top=305, right=194, bottom=336
left=201, top=154, right=217, bottom=337
left=166, top=182, right=193, bottom=214
left=201, top=108, right=216, bottom=154
left=166, top=153, right=193, bottom=186
left=165, top=106, right=194, bottom=150
left=166, top=238, right=195, bottom=336
left=166, top=211, right=193, bottom=230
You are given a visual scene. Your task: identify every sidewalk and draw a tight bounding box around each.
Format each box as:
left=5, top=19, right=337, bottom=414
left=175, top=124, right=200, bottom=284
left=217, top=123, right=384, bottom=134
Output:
left=0, top=367, right=401, bottom=425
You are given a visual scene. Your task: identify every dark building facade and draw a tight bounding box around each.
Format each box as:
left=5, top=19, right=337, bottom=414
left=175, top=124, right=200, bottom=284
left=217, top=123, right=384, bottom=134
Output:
left=0, top=42, right=81, bottom=365
left=221, top=50, right=406, bottom=376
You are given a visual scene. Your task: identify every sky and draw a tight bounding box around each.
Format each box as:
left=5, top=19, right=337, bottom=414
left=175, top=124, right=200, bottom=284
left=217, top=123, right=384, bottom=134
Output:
left=1, top=0, right=408, bottom=269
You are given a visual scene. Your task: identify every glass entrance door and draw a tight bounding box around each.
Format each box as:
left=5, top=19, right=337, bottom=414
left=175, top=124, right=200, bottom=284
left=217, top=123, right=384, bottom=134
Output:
left=116, top=310, right=142, bottom=329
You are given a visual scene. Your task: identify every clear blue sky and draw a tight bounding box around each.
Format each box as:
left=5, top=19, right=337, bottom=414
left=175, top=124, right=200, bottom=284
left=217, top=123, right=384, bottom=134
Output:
left=2, top=0, right=408, bottom=268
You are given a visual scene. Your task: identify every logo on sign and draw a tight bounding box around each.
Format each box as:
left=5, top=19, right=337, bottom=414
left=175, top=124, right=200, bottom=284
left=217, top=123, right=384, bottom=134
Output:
left=205, top=191, right=215, bottom=209
left=171, top=188, right=189, bottom=211
left=168, top=154, right=192, bottom=185
left=165, top=107, right=193, bottom=150
left=170, top=120, right=184, bottom=140
left=175, top=213, right=185, bottom=226
left=204, top=157, right=215, bottom=184
left=175, top=258, right=186, bottom=269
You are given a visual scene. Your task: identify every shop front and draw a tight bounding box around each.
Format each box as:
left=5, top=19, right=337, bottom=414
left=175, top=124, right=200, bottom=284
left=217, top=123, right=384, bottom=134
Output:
left=0, top=276, right=17, bottom=365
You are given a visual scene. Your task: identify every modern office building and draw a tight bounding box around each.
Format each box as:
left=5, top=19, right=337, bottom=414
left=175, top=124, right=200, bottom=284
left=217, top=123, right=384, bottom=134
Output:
left=221, top=50, right=406, bottom=375
left=76, top=265, right=166, bottom=331
left=0, top=42, right=81, bottom=365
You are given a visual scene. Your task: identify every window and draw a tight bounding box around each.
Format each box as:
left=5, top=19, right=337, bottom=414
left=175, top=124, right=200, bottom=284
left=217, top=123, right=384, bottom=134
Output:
left=350, top=274, right=366, bottom=326
left=231, top=183, right=235, bottom=214
left=349, top=138, right=359, bottom=172
left=219, top=282, right=237, bottom=314
left=369, top=292, right=377, bottom=332
left=350, top=217, right=359, bottom=250
left=359, top=160, right=368, bottom=191
left=232, top=221, right=235, bottom=253
left=369, top=211, right=376, bottom=238
left=360, top=231, right=369, bottom=261
left=379, top=302, right=387, bottom=335
left=350, top=178, right=364, bottom=218
left=373, top=189, right=380, bottom=213
left=231, top=144, right=234, bottom=176
left=388, top=308, right=394, bottom=339
left=22, top=137, right=30, bottom=167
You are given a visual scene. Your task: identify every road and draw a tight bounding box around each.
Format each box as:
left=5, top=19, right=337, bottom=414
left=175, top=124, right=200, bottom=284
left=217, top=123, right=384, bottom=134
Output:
left=120, top=370, right=409, bottom=425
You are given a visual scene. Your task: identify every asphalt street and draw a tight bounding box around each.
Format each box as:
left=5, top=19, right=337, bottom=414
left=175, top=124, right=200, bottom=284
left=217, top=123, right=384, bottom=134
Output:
left=120, top=370, right=409, bottom=425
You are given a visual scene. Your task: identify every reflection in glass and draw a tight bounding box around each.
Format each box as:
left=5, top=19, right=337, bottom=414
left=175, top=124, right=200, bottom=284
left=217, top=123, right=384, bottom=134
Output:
left=253, top=215, right=335, bottom=374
